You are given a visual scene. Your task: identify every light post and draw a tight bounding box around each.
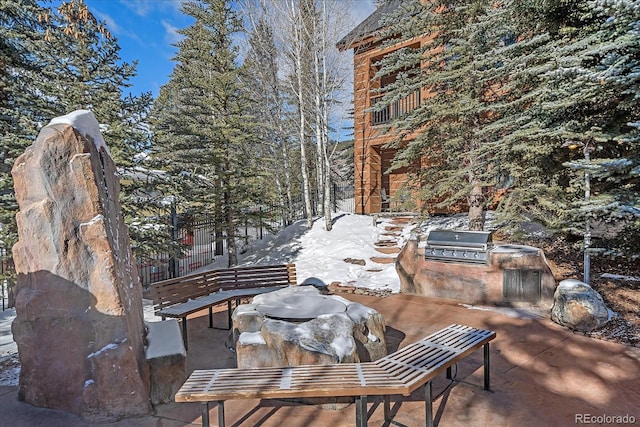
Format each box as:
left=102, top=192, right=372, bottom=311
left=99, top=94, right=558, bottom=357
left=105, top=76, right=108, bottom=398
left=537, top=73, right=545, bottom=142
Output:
left=562, top=140, right=593, bottom=285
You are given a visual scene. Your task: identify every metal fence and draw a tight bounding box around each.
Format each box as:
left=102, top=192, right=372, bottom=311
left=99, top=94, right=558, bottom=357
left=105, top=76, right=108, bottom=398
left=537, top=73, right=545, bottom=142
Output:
left=136, top=214, right=219, bottom=287
left=136, top=182, right=355, bottom=287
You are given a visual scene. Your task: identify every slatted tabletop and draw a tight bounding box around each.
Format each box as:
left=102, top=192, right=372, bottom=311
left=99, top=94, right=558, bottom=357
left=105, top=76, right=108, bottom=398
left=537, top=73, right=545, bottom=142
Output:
left=157, top=286, right=288, bottom=318
left=176, top=362, right=407, bottom=402
left=374, top=324, right=496, bottom=392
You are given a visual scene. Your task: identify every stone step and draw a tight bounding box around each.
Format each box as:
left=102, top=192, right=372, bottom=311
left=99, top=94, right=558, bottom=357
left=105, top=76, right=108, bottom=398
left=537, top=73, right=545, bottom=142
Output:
left=370, top=256, right=396, bottom=264
left=375, top=240, right=398, bottom=247
left=380, top=232, right=401, bottom=238
left=389, top=217, right=415, bottom=225
left=375, top=247, right=400, bottom=254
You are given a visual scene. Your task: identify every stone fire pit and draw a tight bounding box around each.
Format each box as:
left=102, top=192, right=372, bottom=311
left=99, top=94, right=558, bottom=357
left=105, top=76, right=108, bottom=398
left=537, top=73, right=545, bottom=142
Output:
left=232, top=286, right=387, bottom=369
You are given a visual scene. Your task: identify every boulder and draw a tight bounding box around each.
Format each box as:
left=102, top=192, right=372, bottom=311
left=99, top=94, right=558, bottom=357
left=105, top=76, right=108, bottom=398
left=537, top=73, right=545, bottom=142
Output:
left=233, top=286, right=387, bottom=409
left=233, top=286, right=387, bottom=368
left=551, top=279, right=610, bottom=332
left=11, top=111, right=151, bottom=421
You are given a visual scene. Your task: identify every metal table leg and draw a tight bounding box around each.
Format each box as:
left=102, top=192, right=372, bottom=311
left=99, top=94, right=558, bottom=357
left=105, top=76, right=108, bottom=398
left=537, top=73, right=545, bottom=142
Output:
left=201, top=402, right=209, bottom=427
left=218, top=401, right=225, bottom=427
left=384, top=395, right=391, bottom=422
left=355, top=395, right=368, bottom=427
left=484, top=343, right=491, bottom=390
left=425, top=381, right=433, bottom=427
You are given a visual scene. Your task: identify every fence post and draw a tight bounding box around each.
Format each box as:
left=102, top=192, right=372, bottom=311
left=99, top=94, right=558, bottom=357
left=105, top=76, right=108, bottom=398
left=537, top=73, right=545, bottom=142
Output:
left=168, top=203, right=178, bottom=278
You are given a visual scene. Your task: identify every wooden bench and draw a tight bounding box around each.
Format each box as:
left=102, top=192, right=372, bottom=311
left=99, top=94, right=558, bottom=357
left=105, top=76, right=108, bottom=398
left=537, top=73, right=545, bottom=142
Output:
left=175, top=324, right=496, bottom=427
left=143, top=264, right=297, bottom=349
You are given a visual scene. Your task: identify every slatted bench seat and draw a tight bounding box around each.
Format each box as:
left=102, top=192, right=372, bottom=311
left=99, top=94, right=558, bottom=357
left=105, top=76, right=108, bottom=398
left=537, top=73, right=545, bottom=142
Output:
left=144, top=264, right=297, bottom=349
left=175, top=324, right=496, bottom=427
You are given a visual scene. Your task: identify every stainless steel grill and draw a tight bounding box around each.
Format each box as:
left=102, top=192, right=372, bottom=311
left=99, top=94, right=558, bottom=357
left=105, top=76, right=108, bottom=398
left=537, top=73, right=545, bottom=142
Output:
left=424, top=230, right=493, bottom=264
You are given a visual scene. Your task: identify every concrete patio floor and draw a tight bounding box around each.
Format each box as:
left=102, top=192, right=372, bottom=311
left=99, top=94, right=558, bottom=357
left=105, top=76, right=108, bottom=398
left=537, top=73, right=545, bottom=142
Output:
left=1, top=293, right=639, bottom=426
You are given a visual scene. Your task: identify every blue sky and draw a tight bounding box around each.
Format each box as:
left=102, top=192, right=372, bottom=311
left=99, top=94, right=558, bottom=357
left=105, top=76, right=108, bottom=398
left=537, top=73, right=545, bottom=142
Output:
left=81, top=0, right=193, bottom=97
left=71, top=0, right=377, bottom=98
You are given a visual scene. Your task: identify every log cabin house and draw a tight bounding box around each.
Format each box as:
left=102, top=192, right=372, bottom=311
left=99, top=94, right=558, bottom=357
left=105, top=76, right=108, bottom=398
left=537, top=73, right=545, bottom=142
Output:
left=337, top=1, right=427, bottom=214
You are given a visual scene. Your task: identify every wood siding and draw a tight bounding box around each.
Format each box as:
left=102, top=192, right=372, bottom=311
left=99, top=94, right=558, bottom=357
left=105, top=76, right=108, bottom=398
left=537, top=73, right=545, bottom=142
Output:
left=351, top=37, right=431, bottom=214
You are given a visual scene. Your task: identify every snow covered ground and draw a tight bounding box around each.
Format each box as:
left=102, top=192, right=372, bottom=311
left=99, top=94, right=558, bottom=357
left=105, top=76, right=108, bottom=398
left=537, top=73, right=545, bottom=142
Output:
left=224, top=213, right=414, bottom=293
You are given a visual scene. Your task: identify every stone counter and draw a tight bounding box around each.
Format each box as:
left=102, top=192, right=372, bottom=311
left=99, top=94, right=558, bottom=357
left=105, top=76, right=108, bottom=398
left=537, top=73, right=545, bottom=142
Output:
left=396, top=239, right=556, bottom=306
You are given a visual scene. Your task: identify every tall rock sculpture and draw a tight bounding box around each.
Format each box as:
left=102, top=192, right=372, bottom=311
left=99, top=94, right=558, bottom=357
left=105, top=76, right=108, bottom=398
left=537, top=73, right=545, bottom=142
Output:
left=11, top=110, right=151, bottom=421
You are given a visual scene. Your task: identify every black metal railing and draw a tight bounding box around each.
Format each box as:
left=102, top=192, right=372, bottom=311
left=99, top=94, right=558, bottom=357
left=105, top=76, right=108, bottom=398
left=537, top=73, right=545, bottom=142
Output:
left=1, top=246, right=14, bottom=310
left=137, top=182, right=355, bottom=287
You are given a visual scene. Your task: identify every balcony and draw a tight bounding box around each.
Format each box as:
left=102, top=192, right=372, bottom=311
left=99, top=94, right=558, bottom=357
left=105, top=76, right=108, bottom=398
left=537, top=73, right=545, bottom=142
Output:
left=370, top=89, right=421, bottom=126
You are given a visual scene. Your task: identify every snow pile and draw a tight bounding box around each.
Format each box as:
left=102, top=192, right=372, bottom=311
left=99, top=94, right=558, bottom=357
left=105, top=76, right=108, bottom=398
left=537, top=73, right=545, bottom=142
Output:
left=197, top=213, right=417, bottom=293
left=0, top=309, right=15, bottom=357
left=293, top=215, right=402, bottom=292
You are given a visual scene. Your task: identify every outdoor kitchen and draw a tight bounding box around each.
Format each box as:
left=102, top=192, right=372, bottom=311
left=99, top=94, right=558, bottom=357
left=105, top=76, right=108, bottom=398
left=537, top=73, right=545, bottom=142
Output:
left=395, top=230, right=557, bottom=305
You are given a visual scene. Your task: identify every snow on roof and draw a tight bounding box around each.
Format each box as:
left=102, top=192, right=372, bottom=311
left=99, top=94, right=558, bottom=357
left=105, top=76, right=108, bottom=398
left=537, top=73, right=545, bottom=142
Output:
left=48, top=110, right=112, bottom=157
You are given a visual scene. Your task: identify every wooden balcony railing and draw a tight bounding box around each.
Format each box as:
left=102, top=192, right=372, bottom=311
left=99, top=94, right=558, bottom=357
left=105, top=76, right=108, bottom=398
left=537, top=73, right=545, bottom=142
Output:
left=370, top=89, right=421, bottom=126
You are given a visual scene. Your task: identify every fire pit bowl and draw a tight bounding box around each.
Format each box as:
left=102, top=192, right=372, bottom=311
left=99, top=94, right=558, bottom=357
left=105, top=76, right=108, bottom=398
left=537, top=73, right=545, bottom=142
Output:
left=255, top=294, right=347, bottom=321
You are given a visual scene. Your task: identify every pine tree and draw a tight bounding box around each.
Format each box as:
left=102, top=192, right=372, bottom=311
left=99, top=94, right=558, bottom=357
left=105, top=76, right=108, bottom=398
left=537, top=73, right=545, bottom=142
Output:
left=377, top=0, right=639, bottom=255
left=483, top=0, right=639, bottom=254
left=2, top=0, right=159, bottom=284
left=0, top=0, right=50, bottom=292
left=550, top=0, right=640, bottom=254
left=39, top=0, right=137, bottom=151
left=150, top=0, right=259, bottom=267
left=376, top=0, right=512, bottom=229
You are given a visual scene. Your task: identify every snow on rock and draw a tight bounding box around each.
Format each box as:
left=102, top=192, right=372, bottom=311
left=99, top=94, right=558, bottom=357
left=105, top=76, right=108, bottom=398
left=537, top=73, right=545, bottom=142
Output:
left=48, top=110, right=112, bottom=157
left=330, top=336, right=355, bottom=359
left=87, top=342, right=120, bottom=359
left=238, top=331, right=266, bottom=346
